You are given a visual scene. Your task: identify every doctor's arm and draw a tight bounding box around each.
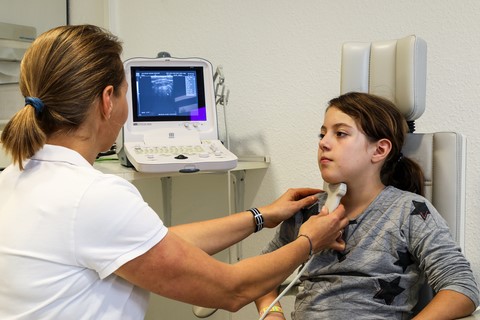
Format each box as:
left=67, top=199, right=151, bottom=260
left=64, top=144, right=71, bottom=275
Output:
left=169, top=188, right=322, bottom=255
left=115, top=205, right=348, bottom=312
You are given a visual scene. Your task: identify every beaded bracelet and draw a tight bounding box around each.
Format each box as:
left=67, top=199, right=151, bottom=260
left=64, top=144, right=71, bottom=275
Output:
left=248, top=207, right=264, bottom=232
left=259, top=305, right=284, bottom=316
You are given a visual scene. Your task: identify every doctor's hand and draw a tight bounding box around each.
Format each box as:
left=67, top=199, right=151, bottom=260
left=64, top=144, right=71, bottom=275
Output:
left=258, top=188, right=322, bottom=228
left=298, top=204, right=349, bottom=253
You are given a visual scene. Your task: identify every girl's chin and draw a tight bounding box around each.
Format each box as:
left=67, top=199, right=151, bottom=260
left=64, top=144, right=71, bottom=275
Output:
left=321, top=175, right=343, bottom=185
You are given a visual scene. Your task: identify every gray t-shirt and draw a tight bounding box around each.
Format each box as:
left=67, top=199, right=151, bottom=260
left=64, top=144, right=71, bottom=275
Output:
left=262, top=186, right=479, bottom=319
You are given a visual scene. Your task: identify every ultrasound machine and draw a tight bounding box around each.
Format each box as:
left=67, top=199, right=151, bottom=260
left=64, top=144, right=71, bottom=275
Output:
left=118, top=56, right=237, bottom=173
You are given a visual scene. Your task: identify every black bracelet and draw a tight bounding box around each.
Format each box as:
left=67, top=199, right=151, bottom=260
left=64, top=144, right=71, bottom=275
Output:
left=248, top=208, right=264, bottom=233
left=297, top=234, right=313, bottom=260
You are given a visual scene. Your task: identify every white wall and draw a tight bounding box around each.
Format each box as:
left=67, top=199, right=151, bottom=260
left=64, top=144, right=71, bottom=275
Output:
left=0, top=0, right=67, bottom=122
left=61, top=0, right=480, bottom=318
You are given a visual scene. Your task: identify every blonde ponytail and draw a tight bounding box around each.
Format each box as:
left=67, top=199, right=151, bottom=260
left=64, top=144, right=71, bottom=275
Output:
left=1, top=103, right=46, bottom=170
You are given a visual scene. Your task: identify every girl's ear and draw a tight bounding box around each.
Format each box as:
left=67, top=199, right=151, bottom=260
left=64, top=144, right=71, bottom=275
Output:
left=372, top=138, right=392, bottom=163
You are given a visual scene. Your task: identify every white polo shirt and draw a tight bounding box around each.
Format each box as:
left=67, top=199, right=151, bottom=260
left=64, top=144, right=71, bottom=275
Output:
left=0, top=145, right=168, bottom=319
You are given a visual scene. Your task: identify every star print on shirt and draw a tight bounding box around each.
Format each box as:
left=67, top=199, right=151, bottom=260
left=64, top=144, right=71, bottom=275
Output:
left=394, top=250, right=414, bottom=272
left=374, top=276, right=405, bottom=305
left=337, top=250, right=350, bottom=262
left=410, top=200, right=431, bottom=220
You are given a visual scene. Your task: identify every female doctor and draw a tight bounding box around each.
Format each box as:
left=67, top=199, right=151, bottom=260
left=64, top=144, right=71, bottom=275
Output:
left=0, top=25, right=349, bottom=319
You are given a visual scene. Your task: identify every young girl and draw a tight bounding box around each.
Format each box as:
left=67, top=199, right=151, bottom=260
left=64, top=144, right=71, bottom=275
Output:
left=255, top=92, right=478, bottom=319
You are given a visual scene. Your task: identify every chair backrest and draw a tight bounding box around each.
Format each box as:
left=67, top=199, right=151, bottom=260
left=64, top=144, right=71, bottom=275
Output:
left=341, top=35, right=467, bottom=314
left=340, top=35, right=466, bottom=251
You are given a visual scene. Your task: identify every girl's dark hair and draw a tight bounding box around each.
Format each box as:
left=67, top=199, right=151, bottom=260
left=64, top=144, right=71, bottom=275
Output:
left=327, top=92, right=424, bottom=196
left=1, top=24, right=124, bottom=170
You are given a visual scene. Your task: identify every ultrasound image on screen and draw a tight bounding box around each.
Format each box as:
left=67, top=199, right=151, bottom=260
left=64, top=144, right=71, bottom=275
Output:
left=131, top=66, right=207, bottom=122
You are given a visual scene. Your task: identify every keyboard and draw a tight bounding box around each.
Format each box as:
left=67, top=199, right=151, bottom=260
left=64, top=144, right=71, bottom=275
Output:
left=121, top=140, right=238, bottom=173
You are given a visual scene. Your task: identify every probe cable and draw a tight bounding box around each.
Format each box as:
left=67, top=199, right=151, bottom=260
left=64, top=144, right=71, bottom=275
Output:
left=258, top=256, right=314, bottom=320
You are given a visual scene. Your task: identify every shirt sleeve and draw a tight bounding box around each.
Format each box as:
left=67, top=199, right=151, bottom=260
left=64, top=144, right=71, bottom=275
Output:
left=405, top=195, right=479, bottom=307
left=74, top=174, right=168, bottom=279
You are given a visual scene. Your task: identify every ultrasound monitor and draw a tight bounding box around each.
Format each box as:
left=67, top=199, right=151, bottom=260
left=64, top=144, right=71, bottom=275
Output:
left=118, top=57, right=238, bottom=172
left=122, top=57, right=219, bottom=144
left=132, top=66, right=206, bottom=121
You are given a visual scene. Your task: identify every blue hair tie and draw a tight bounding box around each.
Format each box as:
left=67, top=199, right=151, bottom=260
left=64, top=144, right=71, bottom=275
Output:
left=25, top=96, right=44, bottom=116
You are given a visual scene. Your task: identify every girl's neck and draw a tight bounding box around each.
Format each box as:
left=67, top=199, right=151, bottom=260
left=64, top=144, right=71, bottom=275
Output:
left=340, top=180, right=385, bottom=220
